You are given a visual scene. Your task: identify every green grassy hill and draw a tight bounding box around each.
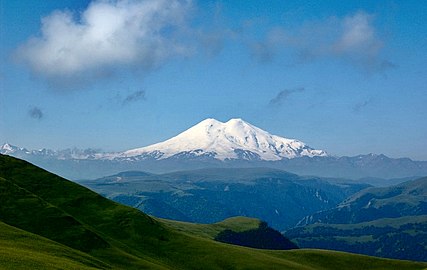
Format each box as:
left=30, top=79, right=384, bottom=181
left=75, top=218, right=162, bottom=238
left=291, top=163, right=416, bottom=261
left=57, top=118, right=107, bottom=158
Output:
left=298, top=177, right=427, bottom=225
left=162, top=216, right=298, bottom=249
left=285, top=215, right=427, bottom=262
left=160, top=216, right=263, bottom=239
left=1, top=154, right=426, bottom=269
left=0, top=221, right=106, bottom=270
left=290, top=177, right=427, bottom=261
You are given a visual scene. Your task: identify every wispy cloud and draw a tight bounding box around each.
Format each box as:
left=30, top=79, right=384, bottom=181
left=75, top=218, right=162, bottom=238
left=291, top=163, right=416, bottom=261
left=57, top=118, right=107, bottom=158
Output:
left=250, top=11, right=394, bottom=72
left=196, top=2, right=227, bottom=57
left=15, top=0, right=193, bottom=89
left=250, top=41, right=275, bottom=63
left=335, top=12, right=379, bottom=53
left=28, top=106, right=43, bottom=120
left=198, top=31, right=227, bottom=57
left=121, top=90, right=146, bottom=106
left=269, top=88, right=305, bottom=106
left=249, top=27, right=286, bottom=63
left=353, top=98, right=373, bottom=113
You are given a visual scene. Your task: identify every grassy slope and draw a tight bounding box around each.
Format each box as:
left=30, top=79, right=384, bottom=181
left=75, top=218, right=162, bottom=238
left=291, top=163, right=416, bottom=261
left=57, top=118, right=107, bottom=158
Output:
left=343, top=176, right=427, bottom=208
left=285, top=215, right=427, bottom=261
left=291, top=215, right=427, bottom=232
left=1, top=154, right=426, bottom=270
left=160, top=216, right=262, bottom=239
left=0, top=221, right=106, bottom=270
left=300, top=176, right=427, bottom=225
left=289, top=177, right=427, bottom=261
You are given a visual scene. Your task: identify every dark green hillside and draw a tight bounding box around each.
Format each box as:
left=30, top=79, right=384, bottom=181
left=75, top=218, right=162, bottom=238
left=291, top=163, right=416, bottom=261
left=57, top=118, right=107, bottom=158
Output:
left=215, top=221, right=298, bottom=250
left=0, top=221, right=107, bottom=270
left=0, top=155, right=169, bottom=269
left=1, top=154, right=426, bottom=269
left=286, top=215, right=427, bottom=261
left=298, top=177, right=427, bottom=225
left=289, top=178, right=427, bottom=261
left=162, top=216, right=298, bottom=249
left=0, top=176, right=109, bottom=252
left=160, top=216, right=264, bottom=239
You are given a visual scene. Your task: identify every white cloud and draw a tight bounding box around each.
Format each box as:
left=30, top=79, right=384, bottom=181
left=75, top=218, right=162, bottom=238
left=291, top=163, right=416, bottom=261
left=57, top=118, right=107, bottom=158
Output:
left=250, top=11, right=393, bottom=72
left=334, top=12, right=382, bottom=57
left=16, top=0, right=192, bottom=87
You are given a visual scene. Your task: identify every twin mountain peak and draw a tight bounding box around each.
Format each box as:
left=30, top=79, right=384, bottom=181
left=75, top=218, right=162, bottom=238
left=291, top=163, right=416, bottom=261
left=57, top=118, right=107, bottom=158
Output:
left=122, top=118, right=327, bottom=161
left=1, top=118, right=327, bottom=161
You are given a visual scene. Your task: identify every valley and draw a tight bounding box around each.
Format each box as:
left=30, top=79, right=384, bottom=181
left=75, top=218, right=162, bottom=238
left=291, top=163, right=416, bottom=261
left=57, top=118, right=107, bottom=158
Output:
left=80, top=168, right=369, bottom=230
left=1, top=154, right=426, bottom=269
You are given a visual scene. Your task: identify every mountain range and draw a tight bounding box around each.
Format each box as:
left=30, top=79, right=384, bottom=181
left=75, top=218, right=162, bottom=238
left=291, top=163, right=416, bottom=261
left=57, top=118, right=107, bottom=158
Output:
left=80, top=168, right=370, bottom=231
left=2, top=118, right=427, bottom=180
left=297, top=177, right=427, bottom=226
left=3, top=154, right=425, bottom=269
left=1, top=118, right=326, bottom=161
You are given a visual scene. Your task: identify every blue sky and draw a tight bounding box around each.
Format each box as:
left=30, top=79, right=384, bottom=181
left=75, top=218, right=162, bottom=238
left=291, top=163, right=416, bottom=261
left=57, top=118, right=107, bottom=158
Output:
left=1, top=0, right=426, bottom=159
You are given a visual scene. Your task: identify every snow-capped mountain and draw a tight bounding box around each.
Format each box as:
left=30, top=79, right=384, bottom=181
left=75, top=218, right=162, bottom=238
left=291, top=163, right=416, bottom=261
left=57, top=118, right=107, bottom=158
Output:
left=0, top=143, right=31, bottom=155
left=121, top=118, right=327, bottom=161
left=0, top=143, right=102, bottom=160
left=3, top=118, right=427, bottom=180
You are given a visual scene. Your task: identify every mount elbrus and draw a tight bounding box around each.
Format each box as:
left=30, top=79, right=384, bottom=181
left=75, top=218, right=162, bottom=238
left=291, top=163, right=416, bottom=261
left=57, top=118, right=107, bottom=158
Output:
left=2, top=118, right=427, bottom=179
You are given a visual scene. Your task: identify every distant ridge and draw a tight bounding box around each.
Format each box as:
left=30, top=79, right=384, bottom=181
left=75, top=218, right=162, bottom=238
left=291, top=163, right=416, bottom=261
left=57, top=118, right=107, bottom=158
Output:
left=1, top=118, right=327, bottom=162
left=2, top=118, right=427, bottom=180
